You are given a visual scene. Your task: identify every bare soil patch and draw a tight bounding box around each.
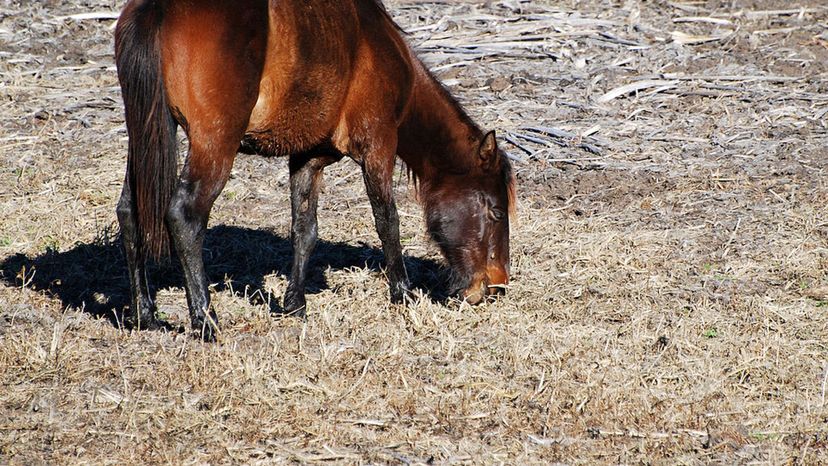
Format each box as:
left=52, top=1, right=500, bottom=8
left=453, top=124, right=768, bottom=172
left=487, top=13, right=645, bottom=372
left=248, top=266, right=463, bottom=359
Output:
left=1, top=0, right=827, bottom=463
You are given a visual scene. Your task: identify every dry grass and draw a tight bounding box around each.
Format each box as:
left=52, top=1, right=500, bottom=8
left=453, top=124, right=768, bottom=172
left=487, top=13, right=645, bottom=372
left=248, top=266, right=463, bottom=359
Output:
left=2, top=0, right=828, bottom=463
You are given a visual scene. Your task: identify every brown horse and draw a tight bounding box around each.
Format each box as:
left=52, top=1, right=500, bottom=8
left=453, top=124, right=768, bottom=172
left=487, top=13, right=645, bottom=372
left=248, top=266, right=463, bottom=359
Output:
left=114, top=0, right=515, bottom=340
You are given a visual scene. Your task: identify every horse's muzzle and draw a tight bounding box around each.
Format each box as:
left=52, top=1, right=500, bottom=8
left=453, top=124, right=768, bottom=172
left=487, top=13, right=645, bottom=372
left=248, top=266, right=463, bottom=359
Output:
left=462, top=266, right=509, bottom=305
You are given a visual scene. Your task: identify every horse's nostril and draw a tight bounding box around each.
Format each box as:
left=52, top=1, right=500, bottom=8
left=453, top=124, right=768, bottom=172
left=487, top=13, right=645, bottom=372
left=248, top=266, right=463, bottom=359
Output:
left=462, top=279, right=508, bottom=304
left=461, top=280, right=487, bottom=305
left=464, top=288, right=484, bottom=305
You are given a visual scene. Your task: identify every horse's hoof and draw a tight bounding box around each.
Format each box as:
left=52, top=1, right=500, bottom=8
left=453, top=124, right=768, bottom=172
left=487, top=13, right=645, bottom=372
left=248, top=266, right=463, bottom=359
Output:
left=283, top=293, right=307, bottom=319
left=197, top=327, right=217, bottom=343
left=123, top=307, right=165, bottom=331
left=390, top=283, right=414, bottom=305
left=192, top=313, right=219, bottom=342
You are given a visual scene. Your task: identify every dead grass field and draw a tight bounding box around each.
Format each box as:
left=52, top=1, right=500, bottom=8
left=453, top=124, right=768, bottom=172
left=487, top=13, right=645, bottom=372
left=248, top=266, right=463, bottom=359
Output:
left=2, top=0, right=828, bottom=464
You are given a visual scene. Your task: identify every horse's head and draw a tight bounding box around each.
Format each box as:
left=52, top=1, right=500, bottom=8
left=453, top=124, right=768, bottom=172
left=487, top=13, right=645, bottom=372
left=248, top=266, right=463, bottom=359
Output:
left=424, top=131, right=514, bottom=304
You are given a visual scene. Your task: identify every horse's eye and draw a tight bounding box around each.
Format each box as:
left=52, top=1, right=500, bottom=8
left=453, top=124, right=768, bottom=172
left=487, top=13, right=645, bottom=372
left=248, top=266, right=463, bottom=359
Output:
left=489, top=208, right=505, bottom=222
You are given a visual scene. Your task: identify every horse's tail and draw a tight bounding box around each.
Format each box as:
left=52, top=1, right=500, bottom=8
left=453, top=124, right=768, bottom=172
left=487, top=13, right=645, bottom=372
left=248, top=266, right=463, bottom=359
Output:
left=114, top=0, right=177, bottom=260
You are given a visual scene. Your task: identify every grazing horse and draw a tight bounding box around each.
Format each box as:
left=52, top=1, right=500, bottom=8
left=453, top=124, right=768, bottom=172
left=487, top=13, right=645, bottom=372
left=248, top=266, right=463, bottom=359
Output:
left=114, top=0, right=515, bottom=341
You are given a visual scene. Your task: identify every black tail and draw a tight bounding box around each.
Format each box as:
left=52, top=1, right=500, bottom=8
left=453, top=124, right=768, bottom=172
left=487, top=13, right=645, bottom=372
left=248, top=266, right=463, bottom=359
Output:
left=114, top=0, right=177, bottom=260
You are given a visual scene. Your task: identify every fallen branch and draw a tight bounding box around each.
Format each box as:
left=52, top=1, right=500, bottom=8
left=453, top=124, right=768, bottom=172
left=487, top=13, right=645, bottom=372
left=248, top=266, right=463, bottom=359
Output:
left=56, top=12, right=120, bottom=21
left=715, top=8, right=825, bottom=20
left=589, top=427, right=709, bottom=440
left=658, top=73, right=803, bottom=82
left=673, top=16, right=733, bottom=25
left=596, top=79, right=679, bottom=103
left=522, top=126, right=606, bottom=155
left=504, top=134, right=535, bottom=156
left=671, top=30, right=734, bottom=45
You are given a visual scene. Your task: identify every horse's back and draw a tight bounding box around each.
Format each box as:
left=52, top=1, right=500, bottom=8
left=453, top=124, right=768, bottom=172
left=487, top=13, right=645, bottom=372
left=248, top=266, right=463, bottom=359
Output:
left=247, top=0, right=415, bottom=157
left=155, top=0, right=413, bottom=157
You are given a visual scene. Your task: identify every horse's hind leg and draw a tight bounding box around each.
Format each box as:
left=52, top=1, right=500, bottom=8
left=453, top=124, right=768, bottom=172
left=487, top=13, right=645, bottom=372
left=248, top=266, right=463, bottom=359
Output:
left=166, top=138, right=239, bottom=342
left=158, top=1, right=266, bottom=340
left=116, top=179, right=163, bottom=330
left=284, top=151, right=340, bottom=316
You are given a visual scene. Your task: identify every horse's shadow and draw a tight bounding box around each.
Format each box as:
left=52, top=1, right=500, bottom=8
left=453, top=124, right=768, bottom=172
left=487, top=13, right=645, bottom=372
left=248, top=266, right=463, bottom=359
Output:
left=0, top=225, right=446, bottom=324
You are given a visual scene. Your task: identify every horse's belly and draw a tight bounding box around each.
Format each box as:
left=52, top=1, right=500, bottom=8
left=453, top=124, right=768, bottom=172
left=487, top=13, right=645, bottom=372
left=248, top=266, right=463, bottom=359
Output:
left=244, top=2, right=357, bottom=157
left=245, top=79, right=346, bottom=156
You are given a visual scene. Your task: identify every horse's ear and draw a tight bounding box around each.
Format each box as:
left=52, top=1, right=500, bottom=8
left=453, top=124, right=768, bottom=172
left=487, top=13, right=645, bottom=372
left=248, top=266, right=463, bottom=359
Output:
left=478, top=131, right=499, bottom=171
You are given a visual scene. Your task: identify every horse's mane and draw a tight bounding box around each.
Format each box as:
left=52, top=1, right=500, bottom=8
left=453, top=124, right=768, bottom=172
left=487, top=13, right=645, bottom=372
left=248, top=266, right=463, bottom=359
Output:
left=370, top=0, right=406, bottom=34
left=502, top=153, right=517, bottom=219
left=372, top=0, right=517, bottom=217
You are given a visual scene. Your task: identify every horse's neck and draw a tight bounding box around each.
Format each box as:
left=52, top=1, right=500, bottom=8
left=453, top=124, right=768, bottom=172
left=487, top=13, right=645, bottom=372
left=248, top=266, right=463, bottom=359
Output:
left=397, top=63, right=481, bottom=181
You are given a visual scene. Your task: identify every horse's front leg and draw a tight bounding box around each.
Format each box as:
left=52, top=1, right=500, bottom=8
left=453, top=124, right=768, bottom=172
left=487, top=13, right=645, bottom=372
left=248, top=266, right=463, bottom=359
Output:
left=116, top=180, right=163, bottom=330
left=360, top=139, right=411, bottom=303
left=284, top=152, right=338, bottom=316
left=166, top=144, right=236, bottom=342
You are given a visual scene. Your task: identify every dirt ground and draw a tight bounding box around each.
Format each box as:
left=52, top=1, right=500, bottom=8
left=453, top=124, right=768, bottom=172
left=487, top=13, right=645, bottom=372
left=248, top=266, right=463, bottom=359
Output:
left=1, top=0, right=827, bottom=464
